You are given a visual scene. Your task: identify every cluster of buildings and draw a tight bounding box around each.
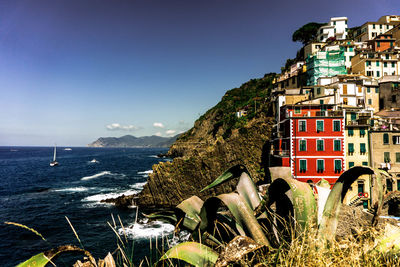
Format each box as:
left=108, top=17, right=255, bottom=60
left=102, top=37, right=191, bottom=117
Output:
left=270, top=15, right=400, bottom=207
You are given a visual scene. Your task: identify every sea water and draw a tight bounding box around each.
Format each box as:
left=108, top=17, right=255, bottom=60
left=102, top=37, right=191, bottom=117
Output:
left=0, top=147, right=179, bottom=266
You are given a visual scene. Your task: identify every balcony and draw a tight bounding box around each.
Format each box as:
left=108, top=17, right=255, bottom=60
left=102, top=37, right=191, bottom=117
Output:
left=273, top=150, right=290, bottom=157
left=347, top=119, right=370, bottom=126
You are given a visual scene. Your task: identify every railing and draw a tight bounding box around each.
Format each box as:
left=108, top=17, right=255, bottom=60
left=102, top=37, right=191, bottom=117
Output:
left=273, top=150, right=290, bottom=156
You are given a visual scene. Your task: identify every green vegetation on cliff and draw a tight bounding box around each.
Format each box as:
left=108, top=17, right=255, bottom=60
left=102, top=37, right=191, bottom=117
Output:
left=182, top=73, right=276, bottom=141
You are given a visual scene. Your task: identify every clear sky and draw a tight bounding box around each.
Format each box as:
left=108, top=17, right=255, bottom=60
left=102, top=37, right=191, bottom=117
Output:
left=0, top=0, right=399, bottom=146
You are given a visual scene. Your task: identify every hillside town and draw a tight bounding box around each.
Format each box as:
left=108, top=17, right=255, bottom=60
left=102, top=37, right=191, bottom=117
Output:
left=269, top=15, right=400, bottom=209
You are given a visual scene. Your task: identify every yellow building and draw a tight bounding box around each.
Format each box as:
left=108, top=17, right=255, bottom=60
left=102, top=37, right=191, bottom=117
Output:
left=343, top=109, right=372, bottom=208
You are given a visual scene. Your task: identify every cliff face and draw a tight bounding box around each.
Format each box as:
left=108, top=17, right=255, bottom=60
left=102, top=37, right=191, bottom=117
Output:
left=136, top=74, right=276, bottom=208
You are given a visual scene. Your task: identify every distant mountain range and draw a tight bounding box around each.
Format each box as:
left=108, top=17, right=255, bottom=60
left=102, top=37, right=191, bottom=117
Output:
left=87, top=134, right=179, bottom=148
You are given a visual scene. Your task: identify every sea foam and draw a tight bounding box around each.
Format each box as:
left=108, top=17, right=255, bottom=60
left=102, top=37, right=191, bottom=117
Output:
left=54, top=186, right=93, bottom=193
left=118, top=220, right=175, bottom=239
left=81, top=171, right=112, bottom=181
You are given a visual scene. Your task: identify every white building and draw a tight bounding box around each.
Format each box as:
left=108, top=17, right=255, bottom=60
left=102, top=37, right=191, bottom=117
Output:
left=317, top=17, right=348, bottom=42
left=354, top=16, right=399, bottom=42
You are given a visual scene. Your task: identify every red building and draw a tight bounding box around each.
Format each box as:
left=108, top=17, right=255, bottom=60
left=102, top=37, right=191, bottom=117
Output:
left=368, top=33, right=395, bottom=52
left=271, top=104, right=346, bottom=185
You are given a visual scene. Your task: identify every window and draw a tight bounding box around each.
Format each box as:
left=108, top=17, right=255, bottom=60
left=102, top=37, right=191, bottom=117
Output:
left=348, top=143, right=354, bottom=155
left=398, top=180, right=400, bottom=191
left=384, top=133, right=389, bottom=144
left=387, top=179, right=393, bottom=191
left=360, top=128, right=366, bottom=137
left=367, top=87, right=371, bottom=93
left=343, top=84, right=347, bottom=94
left=358, top=86, right=362, bottom=93
left=333, top=120, right=341, bottom=131
left=299, top=120, right=306, bottom=132
left=375, top=88, right=379, bottom=93
left=384, top=152, right=391, bottom=163
left=367, top=71, right=373, bottom=77
left=386, top=54, right=390, bottom=59
left=334, top=159, right=342, bottom=173
left=362, top=161, right=368, bottom=166
left=348, top=128, right=354, bottom=136
left=373, top=24, right=376, bottom=29
left=392, top=95, right=396, bottom=102
left=366, top=61, right=371, bottom=66
left=351, top=113, right=356, bottom=121
left=396, top=152, right=400, bottom=163
left=299, top=140, right=307, bottom=151
left=349, top=47, right=354, bottom=52
left=393, top=136, right=400, bottom=144
left=334, top=140, right=341, bottom=151
left=317, top=140, right=324, bottom=151
left=294, top=107, right=301, bottom=114
left=384, top=62, right=387, bottom=67
left=392, top=62, right=395, bottom=68
left=299, top=159, right=307, bottom=172
left=316, top=120, right=324, bottom=132
left=343, top=98, right=348, bottom=105
left=317, top=159, right=324, bottom=172
left=358, top=182, right=364, bottom=194
left=360, top=143, right=366, bottom=154
left=380, top=24, right=383, bottom=29
left=349, top=162, right=354, bottom=168
left=377, top=41, right=380, bottom=48
left=368, top=99, right=372, bottom=105
left=376, top=71, right=380, bottom=77
left=317, top=87, right=321, bottom=94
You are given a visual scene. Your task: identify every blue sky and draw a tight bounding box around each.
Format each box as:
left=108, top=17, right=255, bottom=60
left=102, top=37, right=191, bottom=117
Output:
left=0, top=0, right=399, bottom=146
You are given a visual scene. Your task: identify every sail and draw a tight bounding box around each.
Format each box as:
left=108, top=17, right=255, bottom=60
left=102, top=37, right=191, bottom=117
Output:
left=53, top=145, right=57, bottom=161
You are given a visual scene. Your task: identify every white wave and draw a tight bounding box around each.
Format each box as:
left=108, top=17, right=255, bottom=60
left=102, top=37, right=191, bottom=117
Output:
left=148, top=155, right=159, bottom=158
left=82, top=189, right=139, bottom=203
left=118, top=220, right=175, bottom=239
left=54, top=186, right=93, bottom=193
left=137, top=170, right=153, bottom=177
left=81, top=171, right=112, bottom=181
left=130, top=182, right=147, bottom=190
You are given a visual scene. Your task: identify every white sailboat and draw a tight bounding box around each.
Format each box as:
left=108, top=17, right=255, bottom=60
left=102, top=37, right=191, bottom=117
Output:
left=50, top=145, right=59, bottom=167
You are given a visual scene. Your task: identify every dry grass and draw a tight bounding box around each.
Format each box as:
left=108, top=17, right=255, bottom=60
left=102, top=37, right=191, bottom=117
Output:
left=256, top=225, right=400, bottom=267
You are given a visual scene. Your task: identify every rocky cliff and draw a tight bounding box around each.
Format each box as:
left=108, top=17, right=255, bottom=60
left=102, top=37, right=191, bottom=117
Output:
left=137, top=74, right=276, bottom=208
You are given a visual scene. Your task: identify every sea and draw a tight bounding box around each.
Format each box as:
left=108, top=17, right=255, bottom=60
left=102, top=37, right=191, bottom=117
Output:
left=0, top=146, right=183, bottom=266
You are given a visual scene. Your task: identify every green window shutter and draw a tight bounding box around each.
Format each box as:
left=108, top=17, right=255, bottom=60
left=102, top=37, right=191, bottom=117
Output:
left=384, top=62, right=387, bottom=67
left=348, top=143, right=354, bottom=153
left=300, top=160, right=307, bottom=172
left=348, top=128, right=354, bottom=136
left=317, top=140, right=324, bottom=151
left=334, top=140, right=341, bottom=151
left=384, top=133, right=389, bottom=144
left=317, top=160, right=324, bottom=172
left=360, top=143, right=366, bottom=153
left=384, top=152, right=390, bottom=162
left=317, top=121, right=324, bottom=132
left=351, top=113, right=356, bottom=121
left=335, top=160, right=342, bottom=172
left=300, top=140, right=306, bottom=151
left=396, top=152, right=400, bottom=163
left=299, top=121, right=306, bottom=131
left=362, top=161, right=368, bottom=166
left=375, top=88, right=379, bottom=93
left=349, top=162, right=355, bottom=168
left=360, top=128, right=366, bottom=136
left=334, top=121, right=340, bottom=131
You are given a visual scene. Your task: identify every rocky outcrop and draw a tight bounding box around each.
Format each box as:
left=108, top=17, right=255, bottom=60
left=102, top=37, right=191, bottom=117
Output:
left=137, top=114, right=274, bottom=208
